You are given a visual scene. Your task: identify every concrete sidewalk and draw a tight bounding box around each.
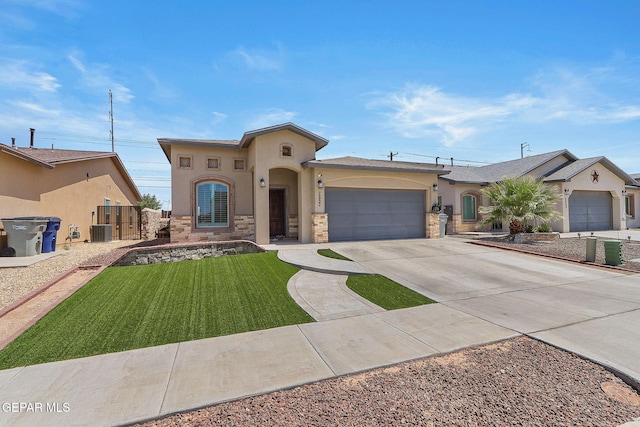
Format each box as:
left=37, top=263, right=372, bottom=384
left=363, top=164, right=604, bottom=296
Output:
left=0, top=238, right=639, bottom=426
left=0, top=306, right=517, bottom=426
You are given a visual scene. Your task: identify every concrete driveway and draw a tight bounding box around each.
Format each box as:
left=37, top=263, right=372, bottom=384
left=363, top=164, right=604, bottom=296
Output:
left=331, top=237, right=640, bottom=385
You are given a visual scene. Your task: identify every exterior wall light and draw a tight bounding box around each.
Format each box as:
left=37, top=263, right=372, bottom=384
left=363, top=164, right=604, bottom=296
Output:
left=259, top=177, right=266, bottom=188
left=432, top=183, right=438, bottom=191
left=622, top=190, right=628, bottom=196
left=317, top=179, right=324, bottom=188
left=564, top=188, right=570, bottom=195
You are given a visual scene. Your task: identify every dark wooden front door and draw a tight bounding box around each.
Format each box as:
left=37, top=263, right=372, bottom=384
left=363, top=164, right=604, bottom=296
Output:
left=269, top=189, right=286, bottom=237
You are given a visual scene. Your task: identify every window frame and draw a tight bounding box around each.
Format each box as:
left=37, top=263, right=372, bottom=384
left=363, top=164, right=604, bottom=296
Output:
left=626, top=194, right=635, bottom=219
left=178, top=155, right=193, bottom=169
left=461, top=193, right=478, bottom=222
left=192, top=177, right=234, bottom=232
left=280, top=143, right=293, bottom=158
left=233, top=158, right=246, bottom=171
left=206, top=157, right=221, bottom=170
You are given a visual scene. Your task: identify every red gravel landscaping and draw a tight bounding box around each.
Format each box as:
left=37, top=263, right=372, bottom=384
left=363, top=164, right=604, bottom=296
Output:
left=136, top=336, right=640, bottom=427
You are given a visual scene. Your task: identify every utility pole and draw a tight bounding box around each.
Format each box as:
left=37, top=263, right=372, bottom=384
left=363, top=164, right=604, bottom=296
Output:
left=388, top=151, right=398, bottom=161
left=520, top=142, right=530, bottom=159
left=109, top=89, right=115, bottom=152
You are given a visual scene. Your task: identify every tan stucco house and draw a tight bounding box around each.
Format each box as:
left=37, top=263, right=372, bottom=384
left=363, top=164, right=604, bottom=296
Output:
left=159, top=123, right=448, bottom=244
left=160, top=124, right=640, bottom=244
left=0, top=140, right=142, bottom=249
left=438, top=149, right=639, bottom=233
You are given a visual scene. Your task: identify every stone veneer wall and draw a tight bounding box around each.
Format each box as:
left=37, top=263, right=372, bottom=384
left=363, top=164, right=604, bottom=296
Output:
left=170, top=215, right=255, bottom=243
left=451, top=214, right=491, bottom=233
left=113, top=240, right=264, bottom=266
left=141, top=208, right=169, bottom=241
left=288, top=214, right=298, bottom=238
left=425, top=212, right=441, bottom=238
left=312, top=213, right=328, bottom=243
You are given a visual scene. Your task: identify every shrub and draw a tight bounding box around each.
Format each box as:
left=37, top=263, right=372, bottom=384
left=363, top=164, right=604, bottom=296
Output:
left=524, top=224, right=535, bottom=233
left=536, top=224, right=553, bottom=233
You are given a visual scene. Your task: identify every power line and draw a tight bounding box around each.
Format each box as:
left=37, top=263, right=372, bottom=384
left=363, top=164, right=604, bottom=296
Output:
left=401, top=152, right=491, bottom=165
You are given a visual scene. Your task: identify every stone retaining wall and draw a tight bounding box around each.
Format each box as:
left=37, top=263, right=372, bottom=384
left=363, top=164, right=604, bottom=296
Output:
left=514, top=232, right=560, bottom=243
left=113, top=240, right=264, bottom=266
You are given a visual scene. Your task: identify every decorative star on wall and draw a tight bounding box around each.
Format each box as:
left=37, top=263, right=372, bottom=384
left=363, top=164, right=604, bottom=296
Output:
left=591, top=170, right=600, bottom=183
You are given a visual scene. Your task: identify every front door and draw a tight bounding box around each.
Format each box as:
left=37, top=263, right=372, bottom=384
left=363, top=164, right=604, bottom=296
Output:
left=269, top=189, right=286, bottom=237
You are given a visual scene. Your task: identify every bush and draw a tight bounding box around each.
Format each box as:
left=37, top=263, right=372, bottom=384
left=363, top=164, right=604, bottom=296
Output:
left=536, top=224, right=552, bottom=233
left=524, top=224, right=535, bottom=233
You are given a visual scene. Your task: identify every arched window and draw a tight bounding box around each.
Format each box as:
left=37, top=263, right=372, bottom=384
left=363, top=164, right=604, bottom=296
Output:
left=462, top=194, right=477, bottom=221
left=196, top=181, right=229, bottom=227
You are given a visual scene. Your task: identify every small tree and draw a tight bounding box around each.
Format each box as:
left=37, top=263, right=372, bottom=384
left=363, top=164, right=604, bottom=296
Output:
left=138, top=193, right=163, bottom=210
left=479, top=176, right=562, bottom=235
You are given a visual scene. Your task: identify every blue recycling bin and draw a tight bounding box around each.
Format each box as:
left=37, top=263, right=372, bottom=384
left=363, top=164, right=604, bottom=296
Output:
left=42, top=217, right=61, bottom=253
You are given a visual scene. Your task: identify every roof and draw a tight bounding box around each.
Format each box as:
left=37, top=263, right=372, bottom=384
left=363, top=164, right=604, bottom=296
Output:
left=0, top=144, right=142, bottom=200
left=544, top=156, right=637, bottom=185
left=158, top=122, right=329, bottom=162
left=303, top=156, right=449, bottom=175
left=157, top=138, right=239, bottom=162
left=239, top=123, right=329, bottom=151
left=440, top=149, right=578, bottom=184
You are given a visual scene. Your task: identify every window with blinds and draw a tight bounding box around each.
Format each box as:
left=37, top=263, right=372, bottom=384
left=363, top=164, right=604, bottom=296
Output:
left=196, top=182, right=229, bottom=227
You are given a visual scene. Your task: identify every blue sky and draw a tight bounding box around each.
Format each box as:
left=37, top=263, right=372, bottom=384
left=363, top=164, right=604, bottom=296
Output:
left=1, top=1, right=639, bottom=209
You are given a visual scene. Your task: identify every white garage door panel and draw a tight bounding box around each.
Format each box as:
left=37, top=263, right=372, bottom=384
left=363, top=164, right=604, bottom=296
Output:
left=569, top=191, right=612, bottom=232
left=326, top=188, right=425, bottom=242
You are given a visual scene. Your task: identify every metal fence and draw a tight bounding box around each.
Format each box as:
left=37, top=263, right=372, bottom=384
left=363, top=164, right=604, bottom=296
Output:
left=96, top=205, right=142, bottom=240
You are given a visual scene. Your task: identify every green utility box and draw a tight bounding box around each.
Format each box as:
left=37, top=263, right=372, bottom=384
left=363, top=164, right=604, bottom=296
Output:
left=585, top=237, right=597, bottom=262
left=603, top=240, right=623, bottom=266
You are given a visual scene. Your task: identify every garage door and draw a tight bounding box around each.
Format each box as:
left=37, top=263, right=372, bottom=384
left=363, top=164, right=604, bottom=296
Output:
left=325, top=188, right=425, bottom=241
left=569, top=191, right=612, bottom=232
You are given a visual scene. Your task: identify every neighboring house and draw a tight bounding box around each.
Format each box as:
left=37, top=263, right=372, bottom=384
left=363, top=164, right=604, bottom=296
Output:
left=439, top=149, right=639, bottom=233
left=0, top=140, right=142, bottom=248
left=628, top=174, right=640, bottom=230
left=159, top=123, right=448, bottom=244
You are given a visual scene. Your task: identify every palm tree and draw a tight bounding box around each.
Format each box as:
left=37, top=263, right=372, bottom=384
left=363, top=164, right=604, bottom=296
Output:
left=479, top=175, right=562, bottom=235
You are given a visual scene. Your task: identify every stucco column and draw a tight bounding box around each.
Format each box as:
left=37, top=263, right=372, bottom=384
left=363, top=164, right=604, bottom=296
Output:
left=299, top=168, right=314, bottom=243
left=254, top=171, right=270, bottom=244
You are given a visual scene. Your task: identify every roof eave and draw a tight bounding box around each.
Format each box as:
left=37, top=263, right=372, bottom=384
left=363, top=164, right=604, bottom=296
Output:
left=240, top=123, right=329, bottom=151
left=0, top=144, right=54, bottom=169
left=303, top=160, right=449, bottom=175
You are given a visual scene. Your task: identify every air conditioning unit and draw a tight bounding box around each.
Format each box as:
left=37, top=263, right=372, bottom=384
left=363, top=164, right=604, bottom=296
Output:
left=90, top=224, right=112, bottom=242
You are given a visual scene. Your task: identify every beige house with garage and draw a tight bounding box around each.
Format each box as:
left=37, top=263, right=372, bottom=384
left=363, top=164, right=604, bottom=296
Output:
left=438, top=149, right=639, bottom=233
left=159, top=123, right=448, bottom=244
left=0, top=139, right=141, bottom=249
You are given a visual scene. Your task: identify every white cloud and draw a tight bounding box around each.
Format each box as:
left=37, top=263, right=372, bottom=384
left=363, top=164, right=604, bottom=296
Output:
left=211, top=111, right=227, bottom=125
left=0, top=60, right=60, bottom=92
left=370, top=61, right=640, bottom=146
left=12, top=100, right=60, bottom=116
left=246, top=108, right=297, bottom=129
left=233, top=44, right=284, bottom=71
left=67, top=54, right=134, bottom=104
left=369, top=85, right=526, bottom=145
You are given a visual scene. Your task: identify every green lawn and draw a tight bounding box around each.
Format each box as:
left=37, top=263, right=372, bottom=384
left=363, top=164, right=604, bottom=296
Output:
left=0, top=252, right=313, bottom=369
left=317, top=248, right=352, bottom=261
left=346, top=274, right=435, bottom=310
